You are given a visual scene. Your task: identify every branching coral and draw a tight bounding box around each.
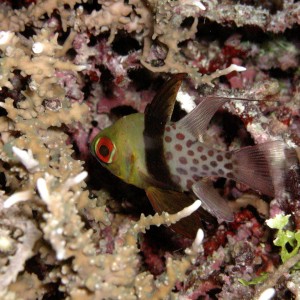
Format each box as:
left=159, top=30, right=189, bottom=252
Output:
left=0, top=194, right=41, bottom=292
left=6, top=167, right=203, bottom=299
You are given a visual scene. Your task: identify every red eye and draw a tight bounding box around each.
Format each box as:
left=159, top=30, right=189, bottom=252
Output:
left=95, top=137, right=116, bottom=163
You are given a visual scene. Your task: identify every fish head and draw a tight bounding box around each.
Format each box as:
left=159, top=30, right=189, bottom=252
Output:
left=90, top=113, right=146, bottom=187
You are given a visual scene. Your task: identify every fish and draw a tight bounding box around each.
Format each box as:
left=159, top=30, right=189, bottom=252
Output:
left=91, top=73, right=292, bottom=238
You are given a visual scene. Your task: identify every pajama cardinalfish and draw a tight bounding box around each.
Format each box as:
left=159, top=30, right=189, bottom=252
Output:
left=91, top=74, right=291, bottom=238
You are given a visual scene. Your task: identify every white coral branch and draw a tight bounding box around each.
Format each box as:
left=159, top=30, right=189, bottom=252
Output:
left=36, top=171, right=88, bottom=261
left=0, top=31, right=14, bottom=45
left=258, top=288, right=276, bottom=300
left=191, top=228, right=204, bottom=253
left=3, top=190, right=32, bottom=208
left=32, top=41, right=44, bottom=54
left=181, top=0, right=206, bottom=10
left=36, top=177, right=50, bottom=203
left=12, top=146, right=39, bottom=172
left=63, top=171, right=88, bottom=190
left=177, top=89, right=196, bottom=113
left=201, top=64, right=247, bottom=86
left=132, top=199, right=202, bottom=234
left=36, top=172, right=88, bottom=206
left=174, top=199, right=202, bottom=220
left=0, top=216, right=41, bottom=290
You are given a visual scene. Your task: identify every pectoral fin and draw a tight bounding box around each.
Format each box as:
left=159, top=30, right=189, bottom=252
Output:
left=192, top=179, right=234, bottom=222
left=146, top=186, right=202, bottom=238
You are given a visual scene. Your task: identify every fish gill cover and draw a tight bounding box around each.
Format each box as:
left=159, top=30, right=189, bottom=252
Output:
left=0, top=0, right=300, bottom=299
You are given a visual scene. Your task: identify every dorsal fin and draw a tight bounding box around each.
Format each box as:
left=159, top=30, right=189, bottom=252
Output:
left=144, top=73, right=186, bottom=137
left=143, top=74, right=186, bottom=188
left=176, top=96, right=229, bottom=139
left=177, top=96, right=267, bottom=140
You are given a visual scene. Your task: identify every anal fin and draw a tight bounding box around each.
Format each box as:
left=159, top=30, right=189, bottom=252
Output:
left=192, top=180, right=234, bottom=222
left=146, top=187, right=202, bottom=239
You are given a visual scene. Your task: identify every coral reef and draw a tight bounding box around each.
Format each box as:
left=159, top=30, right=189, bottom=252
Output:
left=0, top=0, right=300, bottom=299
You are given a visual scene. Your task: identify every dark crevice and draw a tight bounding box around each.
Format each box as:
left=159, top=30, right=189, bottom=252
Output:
left=111, top=105, right=138, bottom=118
left=57, top=28, right=71, bottom=45
left=112, top=31, right=141, bottom=55
left=98, top=64, right=114, bottom=97
left=181, top=16, right=195, bottom=29
left=20, top=26, right=36, bottom=38
left=212, top=111, right=255, bottom=147
left=74, top=0, right=101, bottom=13
left=127, top=67, right=153, bottom=91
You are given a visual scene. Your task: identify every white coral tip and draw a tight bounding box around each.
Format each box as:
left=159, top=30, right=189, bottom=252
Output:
left=178, top=199, right=202, bottom=219
left=75, top=65, right=87, bottom=71
left=72, top=171, right=88, bottom=185
left=37, top=178, right=50, bottom=203
left=258, top=288, right=276, bottom=300
left=182, top=0, right=206, bottom=10
left=0, top=236, right=14, bottom=252
left=177, top=89, right=196, bottom=113
left=230, top=64, right=247, bottom=72
left=192, top=228, right=204, bottom=252
left=193, top=0, right=206, bottom=10
left=64, top=171, right=88, bottom=189
left=12, top=146, right=39, bottom=172
left=4, top=190, right=32, bottom=208
left=32, top=42, right=44, bottom=54
left=0, top=31, right=14, bottom=45
left=56, top=249, right=66, bottom=260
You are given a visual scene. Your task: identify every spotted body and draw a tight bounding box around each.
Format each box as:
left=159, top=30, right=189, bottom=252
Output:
left=91, top=74, right=293, bottom=238
left=163, top=123, right=233, bottom=190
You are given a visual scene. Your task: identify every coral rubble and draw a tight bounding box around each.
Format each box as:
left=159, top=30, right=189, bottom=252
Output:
left=0, top=0, right=300, bottom=299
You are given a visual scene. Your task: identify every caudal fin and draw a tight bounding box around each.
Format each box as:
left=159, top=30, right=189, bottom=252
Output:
left=231, top=141, right=296, bottom=197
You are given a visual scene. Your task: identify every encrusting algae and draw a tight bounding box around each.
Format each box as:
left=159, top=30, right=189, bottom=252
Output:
left=0, top=0, right=300, bottom=299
